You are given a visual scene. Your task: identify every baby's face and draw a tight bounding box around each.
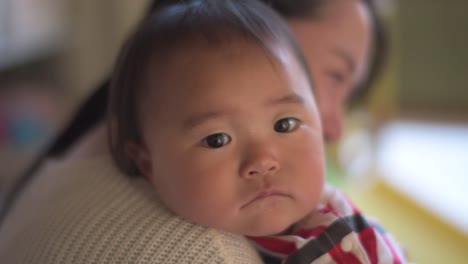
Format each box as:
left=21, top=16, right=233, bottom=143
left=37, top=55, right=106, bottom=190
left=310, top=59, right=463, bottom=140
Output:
left=133, top=42, right=326, bottom=236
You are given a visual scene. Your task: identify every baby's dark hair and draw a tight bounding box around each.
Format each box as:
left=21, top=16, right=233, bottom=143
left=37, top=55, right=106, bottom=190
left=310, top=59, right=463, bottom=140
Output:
left=109, top=0, right=311, bottom=176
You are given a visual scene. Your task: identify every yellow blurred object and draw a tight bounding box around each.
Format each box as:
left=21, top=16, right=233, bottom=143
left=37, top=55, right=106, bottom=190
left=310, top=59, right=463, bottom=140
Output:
left=344, top=180, right=468, bottom=264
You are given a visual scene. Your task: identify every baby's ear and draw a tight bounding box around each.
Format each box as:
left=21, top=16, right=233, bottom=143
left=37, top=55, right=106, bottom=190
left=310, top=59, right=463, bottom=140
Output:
left=125, top=142, right=153, bottom=179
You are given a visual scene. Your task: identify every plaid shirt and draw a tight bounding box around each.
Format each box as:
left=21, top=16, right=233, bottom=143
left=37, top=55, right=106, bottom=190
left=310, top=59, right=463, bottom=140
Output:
left=247, top=185, right=407, bottom=264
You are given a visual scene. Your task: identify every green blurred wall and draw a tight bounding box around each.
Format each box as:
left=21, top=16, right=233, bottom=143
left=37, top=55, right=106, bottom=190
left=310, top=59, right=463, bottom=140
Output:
left=399, top=2, right=468, bottom=115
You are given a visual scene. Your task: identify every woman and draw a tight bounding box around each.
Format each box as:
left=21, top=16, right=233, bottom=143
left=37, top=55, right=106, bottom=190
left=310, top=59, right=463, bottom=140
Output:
left=282, top=0, right=386, bottom=142
left=0, top=0, right=389, bottom=262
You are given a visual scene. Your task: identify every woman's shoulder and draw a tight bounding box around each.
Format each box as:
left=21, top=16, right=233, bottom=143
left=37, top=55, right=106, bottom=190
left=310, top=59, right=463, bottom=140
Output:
left=0, top=155, right=262, bottom=264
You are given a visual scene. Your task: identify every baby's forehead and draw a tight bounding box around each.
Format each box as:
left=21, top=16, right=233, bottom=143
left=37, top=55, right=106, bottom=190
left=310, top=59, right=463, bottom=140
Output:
left=145, top=37, right=303, bottom=85
left=143, top=40, right=272, bottom=93
left=136, top=38, right=317, bottom=137
left=142, top=38, right=313, bottom=105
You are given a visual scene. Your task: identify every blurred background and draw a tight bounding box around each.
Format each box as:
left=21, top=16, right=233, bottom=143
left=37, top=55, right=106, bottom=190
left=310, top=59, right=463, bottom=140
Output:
left=0, top=0, right=467, bottom=262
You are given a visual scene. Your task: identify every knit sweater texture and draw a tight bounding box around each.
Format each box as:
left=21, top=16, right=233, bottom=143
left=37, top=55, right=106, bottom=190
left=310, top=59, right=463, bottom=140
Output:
left=0, top=156, right=262, bottom=263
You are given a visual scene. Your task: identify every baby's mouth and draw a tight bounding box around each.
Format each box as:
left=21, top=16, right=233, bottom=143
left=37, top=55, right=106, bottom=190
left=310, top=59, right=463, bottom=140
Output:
left=241, top=190, right=291, bottom=209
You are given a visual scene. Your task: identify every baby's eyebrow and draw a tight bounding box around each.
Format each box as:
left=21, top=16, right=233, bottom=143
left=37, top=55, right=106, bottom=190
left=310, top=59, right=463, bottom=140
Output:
left=182, top=110, right=230, bottom=130
left=182, top=93, right=304, bottom=130
left=266, top=93, right=305, bottom=107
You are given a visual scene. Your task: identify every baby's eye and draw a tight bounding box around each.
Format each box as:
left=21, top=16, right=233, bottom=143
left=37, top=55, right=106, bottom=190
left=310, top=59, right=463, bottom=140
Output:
left=203, top=133, right=231, bottom=148
left=274, top=118, right=300, bottom=133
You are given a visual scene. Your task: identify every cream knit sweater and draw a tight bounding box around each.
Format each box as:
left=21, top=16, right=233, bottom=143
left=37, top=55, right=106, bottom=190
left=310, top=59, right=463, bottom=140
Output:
left=0, top=156, right=262, bottom=263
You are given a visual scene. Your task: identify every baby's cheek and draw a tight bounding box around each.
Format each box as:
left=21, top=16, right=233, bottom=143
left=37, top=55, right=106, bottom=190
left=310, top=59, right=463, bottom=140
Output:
left=166, top=163, right=233, bottom=223
left=292, top=132, right=325, bottom=171
left=161, top=180, right=213, bottom=224
left=291, top=135, right=326, bottom=203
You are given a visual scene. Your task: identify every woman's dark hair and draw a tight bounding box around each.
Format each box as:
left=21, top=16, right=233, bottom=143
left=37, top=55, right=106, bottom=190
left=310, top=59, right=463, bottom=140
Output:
left=109, top=0, right=311, bottom=176
left=261, top=0, right=388, bottom=105
left=353, top=0, right=388, bottom=105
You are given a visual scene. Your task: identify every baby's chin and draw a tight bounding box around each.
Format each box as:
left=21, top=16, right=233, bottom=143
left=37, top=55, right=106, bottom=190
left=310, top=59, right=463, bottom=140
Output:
left=243, top=223, right=293, bottom=237
left=171, top=201, right=312, bottom=237
left=207, top=207, right=314, bottom=236
left=188, top=213, right=293, bottom=237
left=226, top=214, right=300, bottom=237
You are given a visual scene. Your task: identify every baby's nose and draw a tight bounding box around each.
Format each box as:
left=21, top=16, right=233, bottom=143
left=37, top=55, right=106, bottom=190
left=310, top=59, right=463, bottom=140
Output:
left=240, top=147, right=280, bottom=178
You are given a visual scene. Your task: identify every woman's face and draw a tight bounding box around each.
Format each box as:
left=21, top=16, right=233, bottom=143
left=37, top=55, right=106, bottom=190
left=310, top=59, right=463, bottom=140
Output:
left=289, top=0, right=372, bottom=143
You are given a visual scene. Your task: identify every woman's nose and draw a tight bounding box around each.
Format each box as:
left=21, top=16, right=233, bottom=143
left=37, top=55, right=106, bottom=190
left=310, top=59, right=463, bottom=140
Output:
left=240, top=145, right=280, bottom=178
left=322, top=109, right=344, bottom=143
left=323, top=118, right=343, bottom=143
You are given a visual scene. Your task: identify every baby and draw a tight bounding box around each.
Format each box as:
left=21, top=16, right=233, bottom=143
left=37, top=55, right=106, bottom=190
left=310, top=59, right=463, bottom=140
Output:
left=108, top=0, right=406, bottom=263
